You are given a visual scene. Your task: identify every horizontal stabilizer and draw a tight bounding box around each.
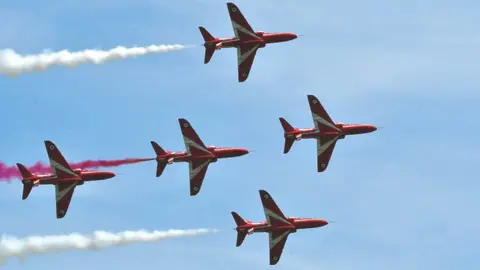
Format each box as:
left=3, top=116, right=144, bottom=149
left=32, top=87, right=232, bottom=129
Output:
left=231, top=212, right=248, bottom=247
left=199, top=26, right=215, bottom=42
left=283, top=138, right=295, bottom=154
left=150, top=141, right=167, bottom=156
left=236, top=231, right=247, bottom=247
left=204, top=47, right=215, bottom=64
left=16, top=163, right=33, bottom=178
left=16, top=163, right=34, bottom=200
left=231, top=211, right=247, bottom=226
left=156, top=162, right=167, bottom=177
left=279, top=117, right=295, bottom=132
left=22, top=182, right=33, bottom=200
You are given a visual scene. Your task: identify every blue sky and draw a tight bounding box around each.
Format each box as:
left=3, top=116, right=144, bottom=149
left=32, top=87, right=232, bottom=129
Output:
left=0, top=0, right=479, bottom=269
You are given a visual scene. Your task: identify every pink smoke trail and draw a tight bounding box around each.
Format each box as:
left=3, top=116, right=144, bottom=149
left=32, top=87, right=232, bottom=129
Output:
left=0, top=158, right=154, bottom=182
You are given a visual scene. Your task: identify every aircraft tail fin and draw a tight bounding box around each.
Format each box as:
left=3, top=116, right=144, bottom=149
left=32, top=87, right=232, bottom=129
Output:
left=279, top=118, right=297, bottom=154
left=279, top=117, right=295, bottom=132
left=204, top=47, right=216, bottom=64
left=199, top=26, right=215, bottom=42
left=150, top=141, right=169, bottom=177
left=199, top=27, right=217, bottom=64
left=150, top=141, right=167, bottom=156
left=232, top=211, right=247, bottom=226
left=231, top=211, right=248, bottom=247
left=283, top=138, right=295, bottom=154
left=17, top=163, right=33, bottom=178
left=236, top=231, right=247, bottom=247
left=16, top=163, right=34, bottom=200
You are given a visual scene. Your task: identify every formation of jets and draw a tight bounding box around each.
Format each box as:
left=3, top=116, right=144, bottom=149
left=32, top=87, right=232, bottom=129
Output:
left=16, top=94, right=375, bottom=264
left=13, top=2, right=378, bottom=265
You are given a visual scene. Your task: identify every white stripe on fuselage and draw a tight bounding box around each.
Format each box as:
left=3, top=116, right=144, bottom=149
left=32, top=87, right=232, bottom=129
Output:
left=183, top=137, right=212, bottom=156
left=317, top=135, right=340, bottom=156
left=263, top=208, right=292, bottom=226
left=231, top=21, right=259, bottom=40
left=189, top=159, right=211, bottom=179
left=311, top=112, right=341, bottom=132
left=269, top=230, right=290, bottom=249
left=237, top=44, right=259, bottom=66
left=49, top=159, right=78, bottom=178
left=55, top=182, right=76, bottom=202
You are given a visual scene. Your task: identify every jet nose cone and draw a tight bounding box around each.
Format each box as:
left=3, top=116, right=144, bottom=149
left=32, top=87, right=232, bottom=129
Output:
left=370, top=125, right=378, bottom=132
left=315, top=219, right=329, bottom=227
left=291, top=33, right=298, bottom=39
left=106, top=172, right=116, bottom=179
left=239, top=149, right=249, bottom=156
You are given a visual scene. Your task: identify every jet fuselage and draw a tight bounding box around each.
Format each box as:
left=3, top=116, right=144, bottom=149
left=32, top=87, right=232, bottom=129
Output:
left=204, top=32, right=298, bottom=50
left=22, top=169, right=116, bottom=186
left=236, top=217, right=329, bottom=235
left=285, top=123, right=377, bottom=141
left=155, top=146, right=249, bottom=164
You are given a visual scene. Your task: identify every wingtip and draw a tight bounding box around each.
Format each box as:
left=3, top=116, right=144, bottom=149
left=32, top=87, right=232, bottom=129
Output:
left=307, top=94, right=318, bottom=102
left=270, top=260, right=279, bottom=266
left=179, top=118, right=192, bottom=129
left=190, top=188, right=200, bottom=196
left=258, top=190, right=269, bottom=197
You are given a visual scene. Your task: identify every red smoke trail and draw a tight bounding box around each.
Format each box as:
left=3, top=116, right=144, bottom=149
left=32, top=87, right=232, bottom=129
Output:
left=0, top=158, right=154, bottom=182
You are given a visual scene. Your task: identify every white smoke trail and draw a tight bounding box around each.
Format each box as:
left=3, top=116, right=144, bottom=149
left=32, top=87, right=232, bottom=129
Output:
left=0, top=228, right=217, bottom=263
left=0, top=44, right=193, bottom=76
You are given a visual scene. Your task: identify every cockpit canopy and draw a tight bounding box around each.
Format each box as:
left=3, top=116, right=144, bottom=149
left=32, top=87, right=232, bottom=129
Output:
left=288, top=217, right=310, bottom=220
left=255, top=31, right=264, bottom=36
left=336, top=122, right=344, bottom=128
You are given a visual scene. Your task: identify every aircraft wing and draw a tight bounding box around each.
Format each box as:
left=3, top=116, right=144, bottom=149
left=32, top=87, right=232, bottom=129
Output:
left=259, top=190, right=292, bottom=227
left=44, top=140, right=79, bottom=179
left=237, top=44, right=260, bottom=82
left=307, top=95, right=341, bottom=133
left=55, top=182, right=77, bottom=219
left=188, top=159, right=212, bottom=196
left=268, top=229, right=291, bottom=265
left=178, top=118, right=214, bottom=157
left=317, top=134, right=340, bottom=172
left=227, top=2, right=261, bottom=41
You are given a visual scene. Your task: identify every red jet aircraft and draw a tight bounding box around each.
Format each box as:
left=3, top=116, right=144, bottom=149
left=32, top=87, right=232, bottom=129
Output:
left=232, top=190, right=329, bottom=265
left=279, top=94, right=377, bottom=172
left=17, top=140, right=116, bottom=219
left=199, top=2, right=298, bottom=82
left=150, top=118, right=249, bottom=196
